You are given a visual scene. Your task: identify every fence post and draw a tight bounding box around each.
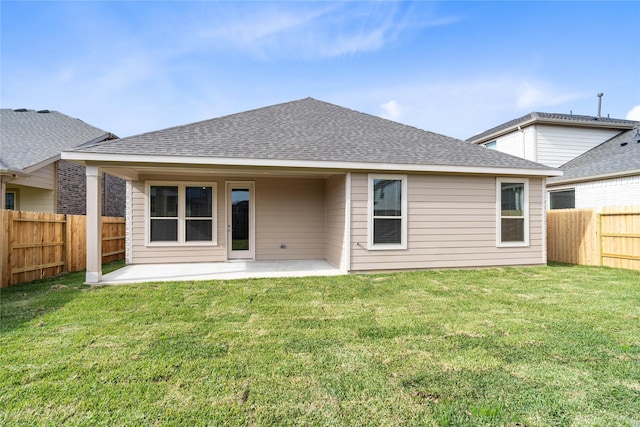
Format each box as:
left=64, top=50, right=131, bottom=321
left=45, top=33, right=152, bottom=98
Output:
left=0, top=210, right=12, bottom=288
left=597, top=213, right=602, bottom=266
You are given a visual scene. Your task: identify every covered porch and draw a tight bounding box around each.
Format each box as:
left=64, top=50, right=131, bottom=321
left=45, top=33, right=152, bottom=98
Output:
left=83, top=163, right=350, bottom=284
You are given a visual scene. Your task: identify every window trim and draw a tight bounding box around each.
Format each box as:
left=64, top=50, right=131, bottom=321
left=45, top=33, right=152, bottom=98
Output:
left=496, top=177, right=529, bottom=247
left=367, top=174, right=408, bottom=250
left=145, top=181, right=217, bottom=247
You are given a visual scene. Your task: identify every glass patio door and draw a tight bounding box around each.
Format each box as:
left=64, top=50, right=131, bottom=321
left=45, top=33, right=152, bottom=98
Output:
left=227, top=183, right=254, bottom=259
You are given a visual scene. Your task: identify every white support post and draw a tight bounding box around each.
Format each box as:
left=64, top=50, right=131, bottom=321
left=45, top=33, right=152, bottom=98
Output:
left=86, top=165, right=102, bottom=283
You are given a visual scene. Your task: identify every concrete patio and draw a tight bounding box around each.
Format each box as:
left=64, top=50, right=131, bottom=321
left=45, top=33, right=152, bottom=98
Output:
left=99, top=260, right=346, bottom=285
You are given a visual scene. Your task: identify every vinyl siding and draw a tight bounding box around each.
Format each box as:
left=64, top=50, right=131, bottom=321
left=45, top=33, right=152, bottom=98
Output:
left=129, top=175, right=329, bottom=264
left=324, top=175, right=346, bottom=268
left=536, top=125, right=620, bottom=168
left=6, top=164, right=56, bottom=213
left=494, top=129, right=525, bottom=159
left=255, top=178, right=325, bottom=260
left=5, top=185, right=55, bottom=213
left=11, top=163, right=56, bottom=190
left=350, top=173, right=545, bottom=271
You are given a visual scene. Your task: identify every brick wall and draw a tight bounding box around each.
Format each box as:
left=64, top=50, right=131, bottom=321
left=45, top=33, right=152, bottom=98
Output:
left=57, top=160, right=126, bottom=217
left=575, top=175, right=640, bottom=210
left=103, top=170, right=126, bottom=217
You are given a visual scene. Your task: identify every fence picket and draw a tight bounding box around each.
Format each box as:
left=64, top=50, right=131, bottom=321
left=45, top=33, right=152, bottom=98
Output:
left=0, top=210, right=125, bottom=288
left=547, top=206, right=640, bottom=271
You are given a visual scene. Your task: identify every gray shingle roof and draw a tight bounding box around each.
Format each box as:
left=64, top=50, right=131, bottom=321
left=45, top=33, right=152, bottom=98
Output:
left=1, top=109, right=111, bottom=172
left=69, top=98, right=555, bottom=172
left=548, top=127, right=640, bottom=184
left=467, top=112, right=638, bottom=144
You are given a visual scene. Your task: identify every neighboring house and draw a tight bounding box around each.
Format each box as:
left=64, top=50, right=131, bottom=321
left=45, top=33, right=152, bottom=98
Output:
left=0, top=108, right=126, bottom=216
left=62, top=98, right=560, bottom=283
left=467, top=112, right=638, bottom=168
left=547, top=126, right=640, bottom=210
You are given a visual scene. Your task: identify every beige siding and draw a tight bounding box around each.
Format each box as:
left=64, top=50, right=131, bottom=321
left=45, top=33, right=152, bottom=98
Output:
left=6, top=163, right=57, bottom=213
left=11, top=163, right=56, bottom=190
left=324, top=175, right=346, bottom=268
left=536, top=125, right=620, bottom=168
left=6, top=185, right=55, bottom=213
left=129, top=175, right=328, bottom=264
left=350, top=173, right=545, bottom=271
left=255, top=178, right=325, bottom=260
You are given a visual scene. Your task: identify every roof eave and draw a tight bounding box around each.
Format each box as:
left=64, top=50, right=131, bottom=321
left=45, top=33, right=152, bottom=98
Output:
left=0, top=167, right=29, bottom=178
left=547, top=169, right=640, bottom=186
left=61, top=151, right=561, bottom=177
left=469, top=117, right=637, bottom=145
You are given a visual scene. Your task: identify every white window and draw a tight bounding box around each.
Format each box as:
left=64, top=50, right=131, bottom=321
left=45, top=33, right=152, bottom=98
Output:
left=368, top=174, right=407, bottom=250
left=496, top=178, right=529, bottom=247
left=485, top=141, right=497, bottom=150
left=147, top=182, right=216, bottom=246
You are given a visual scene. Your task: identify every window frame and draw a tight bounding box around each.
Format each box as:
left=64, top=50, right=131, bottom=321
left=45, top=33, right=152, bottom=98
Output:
left=484, top=140, right=497, bottom=150
left=496, top=177, right=529, bottom=247
left=549, top=188, right=575, bottom=210
left=367, top=174, right=408, bottom=250
left=5, top=190, right=17, bottom=210
left=145, top=181, right=217, bottom=247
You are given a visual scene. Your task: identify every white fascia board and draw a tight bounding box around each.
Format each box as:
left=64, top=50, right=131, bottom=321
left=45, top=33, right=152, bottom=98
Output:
left=22, top=154, right=61, bottom=174
left=61, top=151, right=562, bottom=177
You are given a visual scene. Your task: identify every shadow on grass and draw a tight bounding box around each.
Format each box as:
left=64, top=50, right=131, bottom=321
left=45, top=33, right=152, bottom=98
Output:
left=547, top=261, right=581, bottom=268
left=0, top=261, right=125, bottom=333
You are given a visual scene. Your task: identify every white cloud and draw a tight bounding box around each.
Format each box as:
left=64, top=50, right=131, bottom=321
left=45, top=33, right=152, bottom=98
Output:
left=333, top=75, right=596, bottom=140
left=193, top=2, right=458, bottom=60
left=380, top=100, right=402, bottom=121
left=625, top=105, right=640, bottom=121
left=516, top=82, right=583, bottom=110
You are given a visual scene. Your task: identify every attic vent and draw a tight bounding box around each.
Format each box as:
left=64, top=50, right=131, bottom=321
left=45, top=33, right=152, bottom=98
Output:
left=36, top=109, right=50, bottom=113
left=13, top=108, right=27, bottom=112
left=620, top=142, right=628, bottom=147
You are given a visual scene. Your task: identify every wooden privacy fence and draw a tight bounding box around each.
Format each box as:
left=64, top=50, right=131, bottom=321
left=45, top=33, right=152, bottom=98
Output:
left=547, top=206, right=640, bottom=271
left=1, top=210, right=125, bottom=288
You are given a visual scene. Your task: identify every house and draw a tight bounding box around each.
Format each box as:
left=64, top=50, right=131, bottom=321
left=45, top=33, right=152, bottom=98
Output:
left=466, top=112, right=638, bottom=168
left=0, top=108, right=126, bottom=216
left=546, top=126, right=640, bottom=210
left=61, top=98, right=561, bottom=283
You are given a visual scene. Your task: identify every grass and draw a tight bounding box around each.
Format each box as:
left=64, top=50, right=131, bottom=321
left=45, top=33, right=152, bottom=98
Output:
left=1, top=263, right=639, bottom=426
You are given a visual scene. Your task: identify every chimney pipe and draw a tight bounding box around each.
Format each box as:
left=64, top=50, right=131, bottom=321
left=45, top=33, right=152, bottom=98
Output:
left=597, top=93, right=604, bottom=117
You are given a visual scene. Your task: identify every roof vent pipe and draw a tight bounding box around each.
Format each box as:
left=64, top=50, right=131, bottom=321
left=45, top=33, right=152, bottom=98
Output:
left=597, top=93, right=604, bottom=117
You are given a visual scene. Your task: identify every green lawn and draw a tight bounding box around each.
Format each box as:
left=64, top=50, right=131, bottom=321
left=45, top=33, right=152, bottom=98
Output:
left=1, top=263, right=639, bottom=426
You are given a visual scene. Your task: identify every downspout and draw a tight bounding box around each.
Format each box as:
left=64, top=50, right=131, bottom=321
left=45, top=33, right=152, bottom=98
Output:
left=0, top=176, right=6, bottom=210
left=541, top=178, right=547, bottom=264
left=532, top=125, right=538, bottom=163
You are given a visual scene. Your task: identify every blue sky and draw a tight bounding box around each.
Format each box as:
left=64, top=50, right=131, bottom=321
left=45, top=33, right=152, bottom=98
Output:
left=2, top=1, right=639, bottom=140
